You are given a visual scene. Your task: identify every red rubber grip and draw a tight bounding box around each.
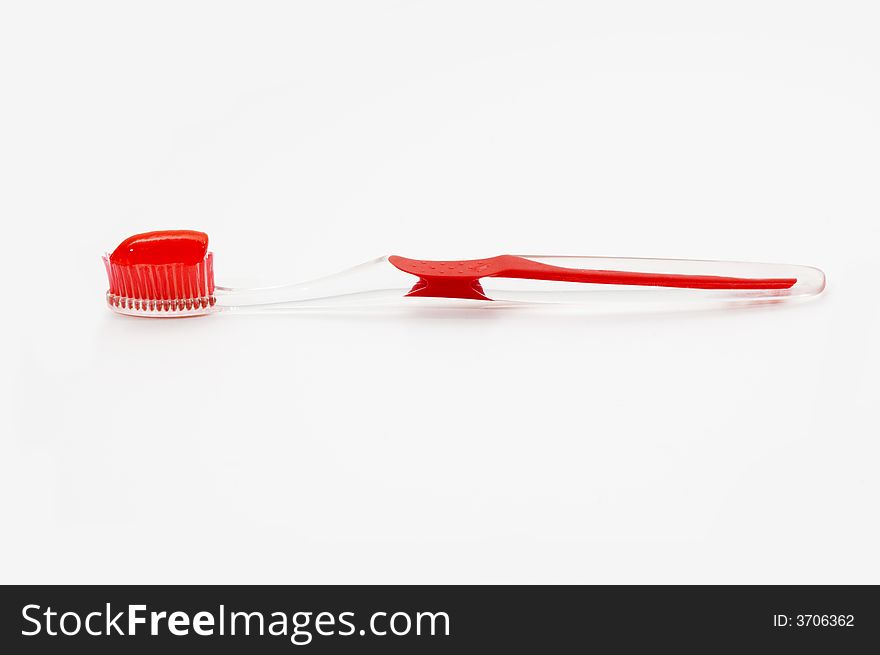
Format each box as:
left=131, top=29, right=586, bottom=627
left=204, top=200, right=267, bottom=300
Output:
left=388, top=255, right=797, bottom=301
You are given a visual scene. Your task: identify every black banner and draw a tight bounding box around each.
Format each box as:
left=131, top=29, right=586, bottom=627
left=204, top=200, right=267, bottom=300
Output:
left=1, top=585, right=876, bottom=653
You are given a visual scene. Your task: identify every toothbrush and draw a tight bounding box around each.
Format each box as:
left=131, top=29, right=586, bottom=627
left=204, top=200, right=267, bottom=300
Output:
left=103, top=230, right=825, bottom=317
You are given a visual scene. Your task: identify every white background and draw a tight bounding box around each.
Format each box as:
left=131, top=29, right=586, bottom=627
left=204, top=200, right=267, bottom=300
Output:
left=2, top=1, right=878, bottom=584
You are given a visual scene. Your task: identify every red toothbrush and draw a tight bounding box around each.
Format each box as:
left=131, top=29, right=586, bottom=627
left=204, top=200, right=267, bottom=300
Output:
left=103, top=230, right=825, bottom=316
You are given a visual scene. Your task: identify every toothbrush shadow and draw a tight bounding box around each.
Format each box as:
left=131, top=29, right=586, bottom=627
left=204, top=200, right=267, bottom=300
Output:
left=239, top=292, right=826, bottom=324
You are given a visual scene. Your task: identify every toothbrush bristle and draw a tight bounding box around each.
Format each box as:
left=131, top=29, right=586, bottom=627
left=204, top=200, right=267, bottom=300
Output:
left=103, top=230, right=215, bottom=316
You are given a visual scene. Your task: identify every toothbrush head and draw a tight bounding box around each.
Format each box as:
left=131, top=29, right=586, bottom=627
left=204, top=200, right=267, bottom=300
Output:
left=103, top=230, right=215, bottom=316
